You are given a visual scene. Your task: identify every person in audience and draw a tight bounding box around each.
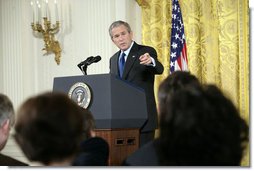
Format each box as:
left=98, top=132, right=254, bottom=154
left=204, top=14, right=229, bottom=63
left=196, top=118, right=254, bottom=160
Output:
left=157, top=84, right=249, bottom=165
left=124, top=71, right=249, bottom=166
left=14, top=92, right=84, bottom=166
left=82, top=109, right=96, bottom=139
left=72, top=108, right=109, bottom=166
left=123, top=71, right=201, bottom=166
left=0, top=93, right=28, bottom=166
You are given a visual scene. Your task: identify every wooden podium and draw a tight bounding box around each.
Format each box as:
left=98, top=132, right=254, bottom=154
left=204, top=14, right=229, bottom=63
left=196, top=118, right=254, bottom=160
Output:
left=53, top=74, right=148, bottom=166
left=95, top=128, right=139, bottom=165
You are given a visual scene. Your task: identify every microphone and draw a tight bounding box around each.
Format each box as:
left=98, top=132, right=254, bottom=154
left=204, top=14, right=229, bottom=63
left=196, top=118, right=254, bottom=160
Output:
left=77, top=55, right=101, bottom=75
left=86, top=55, right=101, bottom=65
left=77, top=56, right=94, bottom=67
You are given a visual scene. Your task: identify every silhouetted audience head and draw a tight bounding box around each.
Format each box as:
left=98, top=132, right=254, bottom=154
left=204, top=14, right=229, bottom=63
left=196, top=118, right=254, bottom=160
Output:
left=14, top=92, right=84, bottom=166
left=72, top=137, right=109, bottom=166
left=158, top=71, right=201, bottom=112
left=122, top=71, right=202, bottom=166
left=73, top=108, right=109, bottom=166
left=82, top=109, right=96, bottom=140
left=0, top=93, right=15, bottom=151
left=157, top=79, right=249, bottom=165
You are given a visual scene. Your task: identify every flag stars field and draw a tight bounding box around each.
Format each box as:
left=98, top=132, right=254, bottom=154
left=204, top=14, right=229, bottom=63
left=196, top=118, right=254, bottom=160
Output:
left=170, top=0, right=188, bottom=73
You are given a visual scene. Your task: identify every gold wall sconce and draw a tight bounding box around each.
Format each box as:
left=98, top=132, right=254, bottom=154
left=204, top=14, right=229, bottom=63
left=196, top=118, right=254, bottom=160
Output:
left=30, top=0, right=61, bottom=65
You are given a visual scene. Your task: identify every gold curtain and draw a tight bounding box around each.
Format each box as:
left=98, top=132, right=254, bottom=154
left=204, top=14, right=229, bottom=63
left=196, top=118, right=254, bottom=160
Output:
left=136, top=0, right=249, bottom=166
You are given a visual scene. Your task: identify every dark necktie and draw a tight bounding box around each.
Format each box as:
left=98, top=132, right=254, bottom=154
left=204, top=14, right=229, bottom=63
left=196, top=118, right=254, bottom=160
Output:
left=119, top=52, right=126, bottom=78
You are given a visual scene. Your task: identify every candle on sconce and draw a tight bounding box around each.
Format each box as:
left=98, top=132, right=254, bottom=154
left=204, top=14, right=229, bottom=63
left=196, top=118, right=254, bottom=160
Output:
left=41, top=0, right=45, bottom=18
left=55, top=0, right=59, bottom=21
left=45, top=0, right=49, bottom=19
left=37, top=3, right=41, bottom=23
left=36, top=1, right=40, bottom=23
left=30, top=1, right=35, bottom=23
left=30, top=0, right=62, bottom=65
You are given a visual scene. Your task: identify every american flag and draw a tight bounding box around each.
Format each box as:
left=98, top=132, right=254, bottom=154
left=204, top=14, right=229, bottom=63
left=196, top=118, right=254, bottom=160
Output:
left=170, top=0, right=188, bottom=73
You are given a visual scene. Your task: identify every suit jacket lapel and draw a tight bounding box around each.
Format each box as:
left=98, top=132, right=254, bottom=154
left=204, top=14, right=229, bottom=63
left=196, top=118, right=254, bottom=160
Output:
left=111, top=51, right=121, bottom=76
left=122, top=42, right=139, bottom=79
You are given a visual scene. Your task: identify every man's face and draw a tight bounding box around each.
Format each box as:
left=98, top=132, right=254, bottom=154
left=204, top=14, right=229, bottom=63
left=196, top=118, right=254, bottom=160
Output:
left=111, top=25, right=133, bottom=51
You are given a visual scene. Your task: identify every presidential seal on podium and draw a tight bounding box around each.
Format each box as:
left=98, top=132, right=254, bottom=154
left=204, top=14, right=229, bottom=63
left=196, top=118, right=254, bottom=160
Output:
left=68, top=82, right=91, bottom=108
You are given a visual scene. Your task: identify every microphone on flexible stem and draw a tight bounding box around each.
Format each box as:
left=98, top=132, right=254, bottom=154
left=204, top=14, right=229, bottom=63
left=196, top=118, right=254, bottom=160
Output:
left=77, top=56, right=93, bottom=75
left=93, top=55, right=101, bottom=62
left=79, top=64, right=87, bottom=75
left=86, top=56, right=101, bottom=65
left=78, top=56, right=93, bottom=67
left=77, top=55, right=101, bottom=75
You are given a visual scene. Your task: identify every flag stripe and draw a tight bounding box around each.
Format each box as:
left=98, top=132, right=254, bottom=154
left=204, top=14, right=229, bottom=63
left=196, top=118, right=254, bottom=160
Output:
left=170, top=0, right=188, bottom=73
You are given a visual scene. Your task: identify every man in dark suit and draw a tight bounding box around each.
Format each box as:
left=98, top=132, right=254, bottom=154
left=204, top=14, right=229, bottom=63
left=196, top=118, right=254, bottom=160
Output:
left=0, top=153, right=28, bottom=166
left=108, top=20, right=164, bottom=146
left=0, top=93, right=28, bottom=166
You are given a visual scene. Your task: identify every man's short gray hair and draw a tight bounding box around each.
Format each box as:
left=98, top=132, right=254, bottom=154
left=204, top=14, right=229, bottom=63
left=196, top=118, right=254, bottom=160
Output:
left=108, top=20, right=132, bottom=39
left=0, top=94, right=15, bottom=127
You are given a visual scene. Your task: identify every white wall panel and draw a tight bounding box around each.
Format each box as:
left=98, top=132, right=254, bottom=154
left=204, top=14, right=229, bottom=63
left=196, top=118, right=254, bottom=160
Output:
left=0, top=0, right=3, bottom=91
left=1, top=0, right=24, bottom=108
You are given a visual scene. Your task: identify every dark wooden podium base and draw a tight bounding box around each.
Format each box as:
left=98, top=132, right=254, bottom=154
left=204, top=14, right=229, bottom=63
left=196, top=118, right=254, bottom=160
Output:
left=95, top=128, right=140, bottom=166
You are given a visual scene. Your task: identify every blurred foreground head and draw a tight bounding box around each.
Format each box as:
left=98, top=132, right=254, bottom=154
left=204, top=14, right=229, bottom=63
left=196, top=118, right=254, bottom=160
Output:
left=14, top=92, right=84, bottom=166
left=157, top=74, right=249, bottom=165
left=0, top=93, right=15, bottom=150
